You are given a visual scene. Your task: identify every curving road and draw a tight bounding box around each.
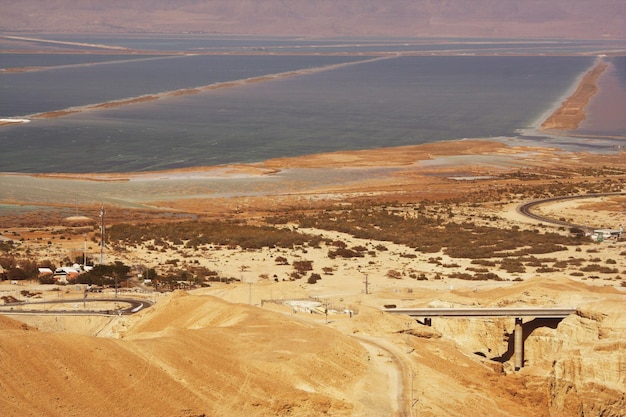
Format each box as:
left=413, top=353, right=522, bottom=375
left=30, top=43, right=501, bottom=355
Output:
left=353, top=335, right=414, bottom=417
left=517, top=192, right=625, bottom=229
left=0, top=297, right=153, bottom=316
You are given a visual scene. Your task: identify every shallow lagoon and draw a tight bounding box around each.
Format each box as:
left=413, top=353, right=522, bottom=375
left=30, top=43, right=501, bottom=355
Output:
left=0, top=54, right=366, bottom=117
left=0, top=54, right=597, bottom=173
left=1, top=36, right=624, bottom=174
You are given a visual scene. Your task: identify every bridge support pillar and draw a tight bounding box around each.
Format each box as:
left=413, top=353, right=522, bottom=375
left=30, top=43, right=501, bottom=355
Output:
left=514, top=317, right=523, bottom=370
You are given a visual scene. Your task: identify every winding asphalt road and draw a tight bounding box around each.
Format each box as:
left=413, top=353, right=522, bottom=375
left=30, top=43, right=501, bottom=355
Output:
left=517, top=192, right=625, bottom=229
left=0, top=297, right=153, bottom=316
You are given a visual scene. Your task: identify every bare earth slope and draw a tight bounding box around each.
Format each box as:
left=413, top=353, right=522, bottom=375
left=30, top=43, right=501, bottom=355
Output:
left=1, top=293, right=367, bottom=417
left=2, top=277, right=624, bottom=417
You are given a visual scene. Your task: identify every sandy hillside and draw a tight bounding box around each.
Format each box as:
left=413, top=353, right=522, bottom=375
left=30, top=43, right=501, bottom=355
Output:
left=2, top=274, right=624, bottom=417
left=1, top=293, right=367, bottom=417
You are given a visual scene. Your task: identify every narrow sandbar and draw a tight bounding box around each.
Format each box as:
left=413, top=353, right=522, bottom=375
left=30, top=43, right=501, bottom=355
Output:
left=20, top=56, right=389, bottom=121
left=540, top=60, right=608, bottom=132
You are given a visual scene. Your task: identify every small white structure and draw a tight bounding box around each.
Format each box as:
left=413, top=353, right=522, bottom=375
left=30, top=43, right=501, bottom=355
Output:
left=38, top=267, right=53, bottom=276
left=53, top=267, right=80, bottom=283
left=72, top=263, right=92, bottom=272
left=285, top=300, right=322, bottom=313
left=591, top=229, right=622, bottom=241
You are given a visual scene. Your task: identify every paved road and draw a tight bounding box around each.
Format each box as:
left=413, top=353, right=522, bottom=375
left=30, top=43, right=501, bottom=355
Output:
left=0, top=297, right=153, bottom=316
left=517, top=192, right=625, bottom=229
left=385, top=307, right=576, bottom=319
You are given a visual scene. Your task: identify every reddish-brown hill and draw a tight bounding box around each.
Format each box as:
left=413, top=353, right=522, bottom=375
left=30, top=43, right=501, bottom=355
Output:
left=2, top=0, right=624, bottom=38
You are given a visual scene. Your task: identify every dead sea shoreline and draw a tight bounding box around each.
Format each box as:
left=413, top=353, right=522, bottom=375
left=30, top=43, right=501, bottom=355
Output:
left=0, top=57, right=623, bottom=210
left=1, top=138, right=624, bottom=224
left=2, top=139, right=533, bottom=182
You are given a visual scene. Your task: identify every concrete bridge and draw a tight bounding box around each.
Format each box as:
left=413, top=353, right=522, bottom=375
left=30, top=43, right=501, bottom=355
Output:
left=386, top=307, right=577, bottom=370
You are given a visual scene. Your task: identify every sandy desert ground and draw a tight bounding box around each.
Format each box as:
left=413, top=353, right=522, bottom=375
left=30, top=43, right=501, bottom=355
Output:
left=1, top=58, right=626, bottom=416
left=1, top=138, right=625, bottom=417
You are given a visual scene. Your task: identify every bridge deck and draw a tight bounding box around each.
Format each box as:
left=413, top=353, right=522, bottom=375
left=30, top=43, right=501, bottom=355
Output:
left=386, top=307, right=577, bottom=318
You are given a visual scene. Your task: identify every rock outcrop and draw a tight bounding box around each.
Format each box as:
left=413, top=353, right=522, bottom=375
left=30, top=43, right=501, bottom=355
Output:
left=425, top=297, right=625, bottom=416
left=546, top=301, right=626, bottom=417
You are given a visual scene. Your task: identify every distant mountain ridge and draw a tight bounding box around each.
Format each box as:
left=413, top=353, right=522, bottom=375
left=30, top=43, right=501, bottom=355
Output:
left=1, top=0, right=625, bottom=39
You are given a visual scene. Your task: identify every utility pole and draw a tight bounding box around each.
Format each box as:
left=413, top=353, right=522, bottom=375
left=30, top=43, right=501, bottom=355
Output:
left=324, top=299, right=329, bottom=324
left=364, top=274, right=369, bottom=295
left=99, top=205, right=105, bottom=265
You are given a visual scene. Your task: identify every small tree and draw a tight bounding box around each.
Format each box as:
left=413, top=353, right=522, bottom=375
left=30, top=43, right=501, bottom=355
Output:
left=293, top=260, right=313, bottom=274
left=77, top=261, right=130, bottom=286
left=7, top=267, right=28, bottom=281
left=38, top=259, right=56, bottom=271
left=39, top=275, right=56, bottom=285
left=274, top=256, right=289, bottom=265
left=18, top=259, right=39, bottom=280
left=307, top=273, right=322, bottom=284
left=289, top=271, right=301, bottom=280
left=386, top=269, right=402, bottom=279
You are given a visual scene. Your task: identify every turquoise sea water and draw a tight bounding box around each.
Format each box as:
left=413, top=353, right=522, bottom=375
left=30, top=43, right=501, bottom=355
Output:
left=0, top=36, right=624, bottom=173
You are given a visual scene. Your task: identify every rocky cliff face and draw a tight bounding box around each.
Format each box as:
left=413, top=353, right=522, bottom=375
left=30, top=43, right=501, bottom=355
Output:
left=546, top=302, right=626, bottom=417
left=429, top=299, right=625, bottom=416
